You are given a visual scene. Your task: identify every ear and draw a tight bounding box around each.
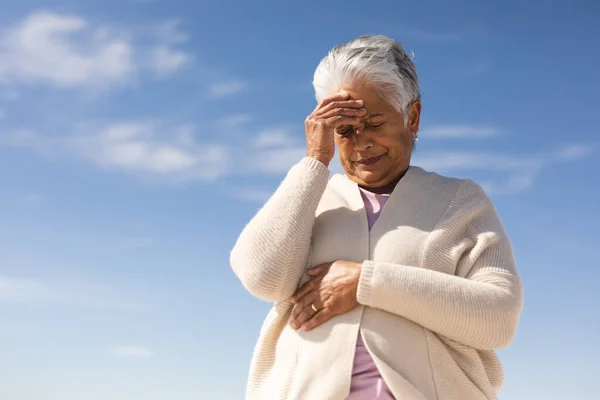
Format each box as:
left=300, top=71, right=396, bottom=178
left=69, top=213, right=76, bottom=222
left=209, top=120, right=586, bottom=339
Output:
left=408, top=101, right=422, bottom=135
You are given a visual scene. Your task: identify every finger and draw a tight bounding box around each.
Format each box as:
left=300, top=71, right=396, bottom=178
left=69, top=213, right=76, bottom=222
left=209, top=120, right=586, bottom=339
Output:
left=291, top=289, right=321, bottom=319
left=301, top=308, right=333, bottom=331
left=318, top=107, right=367, bottom=120
left=290, top=295, right=322, bottom=330
left=290, top=276, right=320, bottom=304
left=314, top=91, right=350, bottom=111
left=325, top=115, right=363, bottom=129
left=315, top=99, right=364, bottom=115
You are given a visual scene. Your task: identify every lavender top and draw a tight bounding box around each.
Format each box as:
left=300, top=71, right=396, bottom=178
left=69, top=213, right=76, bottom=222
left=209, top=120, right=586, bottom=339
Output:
left=346, top=187, right=395, bottom=399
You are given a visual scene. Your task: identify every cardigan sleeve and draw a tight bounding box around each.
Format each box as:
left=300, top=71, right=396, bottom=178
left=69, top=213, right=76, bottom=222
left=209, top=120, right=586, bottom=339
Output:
left=230, top=157, right=330, bottom=302
left=356, top=180, right=524, bottom=350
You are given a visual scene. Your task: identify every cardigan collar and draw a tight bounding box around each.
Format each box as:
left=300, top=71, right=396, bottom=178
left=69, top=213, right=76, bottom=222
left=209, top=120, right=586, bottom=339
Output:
left=330, top=165, right=427, bottom=212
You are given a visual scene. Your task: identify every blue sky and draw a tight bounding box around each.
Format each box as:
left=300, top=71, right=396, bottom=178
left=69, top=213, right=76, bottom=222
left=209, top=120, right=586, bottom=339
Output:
left=0, top=1, right=598, bottom=399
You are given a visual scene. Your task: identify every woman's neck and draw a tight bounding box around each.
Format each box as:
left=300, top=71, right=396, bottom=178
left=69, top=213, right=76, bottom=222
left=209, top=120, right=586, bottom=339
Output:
left=358, top=167, right=409, bottom=195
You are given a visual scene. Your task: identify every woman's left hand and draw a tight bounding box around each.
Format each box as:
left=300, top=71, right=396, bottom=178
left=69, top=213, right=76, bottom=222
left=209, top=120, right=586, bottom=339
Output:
left=289, top=260, right=362, bottom=331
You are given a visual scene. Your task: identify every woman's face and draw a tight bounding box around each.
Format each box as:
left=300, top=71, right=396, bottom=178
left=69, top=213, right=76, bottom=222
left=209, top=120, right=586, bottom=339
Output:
left=334, top=82, right=421, bottom=189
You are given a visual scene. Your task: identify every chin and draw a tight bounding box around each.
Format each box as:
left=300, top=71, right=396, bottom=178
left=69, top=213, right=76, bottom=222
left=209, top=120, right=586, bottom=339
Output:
left=355, top=170, right=387, bottom=185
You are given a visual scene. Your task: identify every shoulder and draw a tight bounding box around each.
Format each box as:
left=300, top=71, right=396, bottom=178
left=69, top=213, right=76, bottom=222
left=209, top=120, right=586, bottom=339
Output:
left=407, top=167, right=500, bottom=233
left=409, top=166, right=490, bottom=204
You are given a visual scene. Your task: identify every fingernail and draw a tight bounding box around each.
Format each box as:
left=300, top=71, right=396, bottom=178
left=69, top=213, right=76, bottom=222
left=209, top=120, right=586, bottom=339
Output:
left=356, top=100, right=363, bottom=105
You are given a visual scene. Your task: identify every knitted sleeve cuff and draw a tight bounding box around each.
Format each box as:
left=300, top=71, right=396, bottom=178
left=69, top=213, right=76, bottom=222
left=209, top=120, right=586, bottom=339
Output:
left=357, top=260, right=377, bottom=306
left=297, top=156, right=330, bottom=174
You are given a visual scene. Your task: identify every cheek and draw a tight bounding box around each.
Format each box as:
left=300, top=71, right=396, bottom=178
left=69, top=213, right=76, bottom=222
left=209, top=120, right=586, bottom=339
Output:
left=379, top=132, right=410, bottom=158
left=336, top=141, right=353, bottom=164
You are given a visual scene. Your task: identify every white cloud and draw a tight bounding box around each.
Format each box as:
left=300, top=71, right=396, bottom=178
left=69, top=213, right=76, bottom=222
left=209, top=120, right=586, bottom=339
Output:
left=79, top=123, right=198, bottom=173
left=556, top=144, right=597, bottom=161
left=0, top=12, right=193, bottom=89
left=0, top=275, right=52, bottom=302
left=254, top=128, right=298, bottom=148
left=71, top=122, right=229, bottom=181
left=216, top=114, right=253, bottom=129
left=0, top=11, right=136, bottom=90
left=413, top=151, right=544, bottom=172
left=0, top=129, right=53, bottom=155
left=2, top=109, right=596, bottom=192
left=421, top=125, right=499, bottom=139
left=112, top=346, right=154, bottom=358
left=208, top=80, right=247, bottom=98
left=479, top=171, right=540, bottom=195
left=148, top=45, right=189, bottom=75
left=232, top=188, right=274, bottom=203
left=249, top=147, right=306, bottom=174
left=0, top=275, right=155, bottom=312
left=413, top=143, right=598, bottom=194
left=147, top=19, right=191, bottom=76
left=155, top=18, right=188, bottom=45
left=1, top=122, right=229, bottom=182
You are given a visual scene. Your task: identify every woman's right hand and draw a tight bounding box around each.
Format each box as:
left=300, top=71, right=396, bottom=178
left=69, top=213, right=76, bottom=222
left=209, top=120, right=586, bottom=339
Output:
left=304, top=91, right=366, bottom=167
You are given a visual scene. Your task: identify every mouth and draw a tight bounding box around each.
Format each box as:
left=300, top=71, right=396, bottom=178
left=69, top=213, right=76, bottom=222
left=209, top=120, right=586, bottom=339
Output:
left=356, top=154, right=384, bottom=166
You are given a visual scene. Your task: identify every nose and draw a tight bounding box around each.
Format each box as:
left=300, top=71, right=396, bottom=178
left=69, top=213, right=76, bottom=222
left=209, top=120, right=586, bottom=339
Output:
left=352, top=129, right=373, bottom=151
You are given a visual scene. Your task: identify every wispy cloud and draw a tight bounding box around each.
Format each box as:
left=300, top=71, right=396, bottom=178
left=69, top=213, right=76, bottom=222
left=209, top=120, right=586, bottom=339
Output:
left=421, top=125, right=499, bottom=139
left=148, top=45, right=190, bottom=76
left=0, top=11, right=135, bottom=90
left=0, top=12, right=193, bottom=91
left=2, top=112, right=596, bottom=192
left=0, top=129, right=53, bottom=155
left=253, top=128, right=299, bottom=148
left=74, top=123, right=198, bottom=173
left=208, top=80, right=248, bottom=98
left=112, top=346, right=154, bottom=358
left=414, top=151, right=543, bottom=172
left=414, top=142, right=597, bottom=194
left=216, top=114, right=253, bottom=129
left=555, top=144, right=597, bottom=161
left=147, top=19, right=191, bottom=76
left=72, top=122, right=228, bottom=181
left=231, top=188, right=274, bottom=203
left=1, top=121, right=229, bottom=182
left=155, top=18, right=188, bottom=44
left=0, top=275, right=156, bottom=312
left=249, top=147, right=306, bottom=174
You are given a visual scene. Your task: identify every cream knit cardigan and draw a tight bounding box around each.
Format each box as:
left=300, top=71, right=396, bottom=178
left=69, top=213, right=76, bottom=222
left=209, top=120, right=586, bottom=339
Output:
left=230, top=157, right=524, bottom=400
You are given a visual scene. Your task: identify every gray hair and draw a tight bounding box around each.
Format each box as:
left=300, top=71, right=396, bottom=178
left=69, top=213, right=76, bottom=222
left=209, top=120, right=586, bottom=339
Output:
left=312, top=35, right=421, bottom=117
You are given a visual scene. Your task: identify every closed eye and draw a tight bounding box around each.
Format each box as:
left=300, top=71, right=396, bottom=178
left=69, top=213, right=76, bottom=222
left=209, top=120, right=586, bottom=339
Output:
left=336, top=127, right=353, bottom=136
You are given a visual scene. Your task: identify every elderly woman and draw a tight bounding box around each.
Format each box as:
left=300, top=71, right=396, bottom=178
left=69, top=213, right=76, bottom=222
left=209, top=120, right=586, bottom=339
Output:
left=230, top=35, right=523, bottom=400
